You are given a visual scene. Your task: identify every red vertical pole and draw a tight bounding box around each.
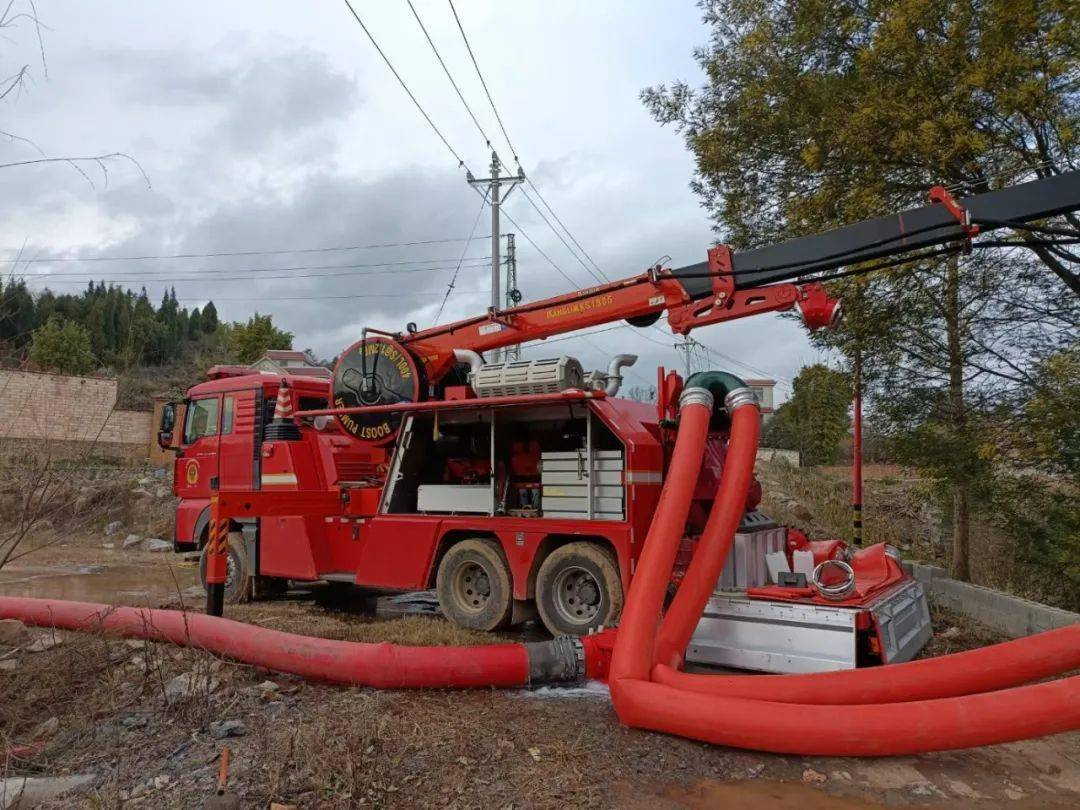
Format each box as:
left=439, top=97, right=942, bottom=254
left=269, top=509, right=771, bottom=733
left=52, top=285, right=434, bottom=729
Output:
left=205, top=497, right=228, bottom=616
left=852, top=352, right=863, bottom=547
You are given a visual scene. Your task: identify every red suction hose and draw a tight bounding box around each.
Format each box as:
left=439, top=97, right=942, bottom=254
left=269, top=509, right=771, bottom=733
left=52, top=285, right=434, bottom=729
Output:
left=608, top=384, right=1080, bottom=755
left=652, top=623, right=1080, bottom=704
left=652, top=386, right=760, bottom=669
left=0, top=596, right=535, bottom=689
left=613, top=676, right=1080, bottom=756
left=609, top=386, right=714, bottom=684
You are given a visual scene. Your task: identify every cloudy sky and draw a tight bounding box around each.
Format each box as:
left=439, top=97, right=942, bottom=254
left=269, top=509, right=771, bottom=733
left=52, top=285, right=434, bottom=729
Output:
left=1, top=1, right=823, bottom=398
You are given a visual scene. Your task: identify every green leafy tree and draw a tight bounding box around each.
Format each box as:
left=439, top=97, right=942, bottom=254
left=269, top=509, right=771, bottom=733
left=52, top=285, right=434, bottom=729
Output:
left=981, top=346, right=1080, bottom=606
left=29, top=315, right=96, bottom=375
left=229, top=312, right=293, bottom=364
left=644, top=0, right=1080, bottom=580
left=762, top=364, right=853, bottom=466
left=201, top=301, right=219, bottom=333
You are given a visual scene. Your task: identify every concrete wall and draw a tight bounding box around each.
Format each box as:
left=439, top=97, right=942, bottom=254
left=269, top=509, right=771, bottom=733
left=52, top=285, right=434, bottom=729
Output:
left=0, top=369, right=153, bottom=462
left=905, top=561, right=1079, bottom=637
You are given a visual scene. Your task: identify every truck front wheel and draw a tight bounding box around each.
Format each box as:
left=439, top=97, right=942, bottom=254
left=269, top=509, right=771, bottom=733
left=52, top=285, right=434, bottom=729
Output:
left=535, top=542, right=623, bottom=636
left=436, top=538, right=513, bottom=631
left=199, top=531, right=252, bottom=604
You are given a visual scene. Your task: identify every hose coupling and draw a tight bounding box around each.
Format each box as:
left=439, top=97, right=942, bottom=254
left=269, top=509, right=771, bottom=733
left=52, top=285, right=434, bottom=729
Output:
left=678, top=386, right=715, bottom=412
left=724, top=386, right=760, bottom=414
left=525, top=635, right=586, bottom=684
left=812, top=559, right=858, bottom=601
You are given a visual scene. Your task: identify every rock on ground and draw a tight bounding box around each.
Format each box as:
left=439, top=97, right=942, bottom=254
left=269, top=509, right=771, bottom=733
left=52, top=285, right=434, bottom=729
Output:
left=104, top=520, right=124, bottom=536
left=0, top=774, right=94, bottom=809
left=143, top=538, right=172, bottom=553
left=0, top=619, right=29, bottom=646
left=164, top=672, right=220, bottom=705
left=209, top=719, right=247, bottom=739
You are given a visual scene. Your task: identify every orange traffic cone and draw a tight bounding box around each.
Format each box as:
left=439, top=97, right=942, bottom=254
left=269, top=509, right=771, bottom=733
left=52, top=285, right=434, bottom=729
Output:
left=263, top=378, right=301, bottom=440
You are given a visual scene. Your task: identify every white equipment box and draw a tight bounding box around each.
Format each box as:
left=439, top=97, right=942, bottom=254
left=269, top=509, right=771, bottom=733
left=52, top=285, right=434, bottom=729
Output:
left=686, top=519, right=932, bottom=673
left=686, top=577, right=932, bottom=673
left=540, top=449, right=624, bottom=520
left=417, top=484, right=490, bottom=514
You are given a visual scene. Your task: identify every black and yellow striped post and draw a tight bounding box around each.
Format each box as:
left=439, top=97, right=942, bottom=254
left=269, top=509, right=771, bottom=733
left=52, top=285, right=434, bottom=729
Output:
left=852, top=353, right=864, bottom=547
left=205, top=497, right=229, bottom=617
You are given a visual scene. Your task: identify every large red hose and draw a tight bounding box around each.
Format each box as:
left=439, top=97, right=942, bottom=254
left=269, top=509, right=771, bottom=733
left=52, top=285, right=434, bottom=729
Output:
left=608, top=387, right=1080, bottom=755
left=0, top=596, right=529, bottom=689
left=652, top=388, right=760, bottom=670
left=609, top=387, right=713, bottom=684
left=652, top=622, right=1080, bottom=704
left=614, top=676, right=1080, bottom=756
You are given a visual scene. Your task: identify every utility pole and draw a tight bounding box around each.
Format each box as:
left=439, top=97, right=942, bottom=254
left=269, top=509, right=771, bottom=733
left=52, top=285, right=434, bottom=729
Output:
left=674, top=337, right=703, bottom=377
left=467, top=151, right=523, bottom=362
left=503, top=232, right=521, bottom=361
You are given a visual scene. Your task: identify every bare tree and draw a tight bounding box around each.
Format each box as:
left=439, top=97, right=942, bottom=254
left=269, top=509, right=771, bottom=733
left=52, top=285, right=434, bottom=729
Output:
left=1, top=0, right=148, bottom=188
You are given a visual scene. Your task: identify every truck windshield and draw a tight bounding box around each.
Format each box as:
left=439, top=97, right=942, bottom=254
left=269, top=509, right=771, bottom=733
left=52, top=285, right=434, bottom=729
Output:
left=183, top=397, right=220, bottom=444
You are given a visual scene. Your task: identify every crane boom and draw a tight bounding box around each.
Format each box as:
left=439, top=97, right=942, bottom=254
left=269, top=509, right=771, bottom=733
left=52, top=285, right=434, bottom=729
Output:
left=399, top=171, right=1080, bottom=383
left=675, top=169, right=1080, bottom=292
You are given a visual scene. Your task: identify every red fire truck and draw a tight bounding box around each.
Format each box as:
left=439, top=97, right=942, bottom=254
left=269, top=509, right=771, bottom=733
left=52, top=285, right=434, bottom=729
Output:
left=165, top=355, right=702, bottom=635
left=158, top=173, right=1079, bottom=665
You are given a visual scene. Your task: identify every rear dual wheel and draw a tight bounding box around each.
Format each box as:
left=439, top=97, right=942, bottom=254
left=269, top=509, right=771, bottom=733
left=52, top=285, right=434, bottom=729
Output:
left=436, top=538, right=514, bottom=631
left=535, top=543, right=623, bottom=637
left=435, top=538, right=624, bottom=637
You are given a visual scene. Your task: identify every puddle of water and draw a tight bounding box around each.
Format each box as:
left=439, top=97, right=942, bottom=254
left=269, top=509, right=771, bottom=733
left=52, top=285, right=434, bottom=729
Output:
left=516, top=681, right=611, bottom=701
left=0, top=562, right=198, bottom=605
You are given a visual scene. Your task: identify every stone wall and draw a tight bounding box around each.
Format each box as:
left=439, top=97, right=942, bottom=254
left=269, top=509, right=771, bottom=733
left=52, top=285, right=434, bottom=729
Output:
left=905, top=561, right=1079, bottom=637
left=0, top=369, right=152, bottom=462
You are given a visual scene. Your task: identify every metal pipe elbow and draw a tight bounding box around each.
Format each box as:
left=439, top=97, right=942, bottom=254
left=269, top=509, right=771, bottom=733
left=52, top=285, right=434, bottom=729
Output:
left=453, top=349, right=485, bottom=379
left=605, top=354, right=638, bottom=396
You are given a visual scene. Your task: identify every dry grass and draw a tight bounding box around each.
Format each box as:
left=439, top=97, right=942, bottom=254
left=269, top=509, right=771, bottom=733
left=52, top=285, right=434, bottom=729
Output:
left=225, top=601, right=508, bottom=647
left=756, top=459, right=928, bottom=550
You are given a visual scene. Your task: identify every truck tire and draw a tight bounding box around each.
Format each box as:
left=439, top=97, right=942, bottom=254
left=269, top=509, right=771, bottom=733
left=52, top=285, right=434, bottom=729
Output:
left=436, top=538, right=513, bottom=632
left=199, top=531, right=252, bottom=604
left=535, top=542, right=623, bottom=636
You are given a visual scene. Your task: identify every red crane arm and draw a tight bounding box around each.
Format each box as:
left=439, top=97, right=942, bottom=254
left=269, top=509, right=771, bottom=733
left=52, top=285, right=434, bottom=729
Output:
left=401, top=247, right=827, bottom=382
left=398, top=170, right=1080, bottom=383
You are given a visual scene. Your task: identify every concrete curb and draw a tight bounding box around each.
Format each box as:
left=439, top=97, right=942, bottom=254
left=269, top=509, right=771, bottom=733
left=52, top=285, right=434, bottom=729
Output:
left=904, top=561, right=1079, bottom=638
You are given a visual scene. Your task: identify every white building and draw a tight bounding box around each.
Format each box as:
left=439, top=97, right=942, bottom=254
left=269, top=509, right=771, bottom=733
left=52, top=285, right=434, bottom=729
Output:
left=744, top=378, right=776, bottom=422
left=251, top=349, right=332, bottom=380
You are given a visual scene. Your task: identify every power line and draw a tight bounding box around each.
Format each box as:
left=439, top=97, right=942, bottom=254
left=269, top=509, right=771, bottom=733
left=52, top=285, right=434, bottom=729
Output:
left=447, top=0, right=519, bottom=163
left=4, top=235, right=491, bottom=264
left=446, top=0, right=611, bottom=288
left=405, top=0, right=494, bottom=151
left=341, top=0, right=469, bottom=169
left=17, top=260, right=493, bottom=286
left=518, top=187, right=606, bottom=286
left=12, top=256, right=491, bottom=280
left=177, top=288, right=488, bottom=303
left=524, top=178, right=610, bottom=281
left=498, top=205, right=586, bottom=291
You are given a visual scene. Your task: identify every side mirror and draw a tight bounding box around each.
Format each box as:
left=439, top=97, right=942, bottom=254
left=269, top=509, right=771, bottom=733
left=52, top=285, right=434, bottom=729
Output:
left=158, top=402, right=177, bottom=451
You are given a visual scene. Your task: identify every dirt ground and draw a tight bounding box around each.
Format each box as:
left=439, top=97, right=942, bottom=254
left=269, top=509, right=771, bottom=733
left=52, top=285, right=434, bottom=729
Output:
left=1, top=531, right=1077, bottom=809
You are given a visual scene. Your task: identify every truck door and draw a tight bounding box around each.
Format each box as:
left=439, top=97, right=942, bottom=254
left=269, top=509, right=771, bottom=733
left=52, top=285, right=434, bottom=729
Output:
left=178, top=395, right=221, bottom=499
left=217, top=389, right=259, bottom=491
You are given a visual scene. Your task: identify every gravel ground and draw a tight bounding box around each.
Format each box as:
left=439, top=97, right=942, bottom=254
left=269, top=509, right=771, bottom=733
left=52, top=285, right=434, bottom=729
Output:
left=0, top=523, right=1077, bottom=807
